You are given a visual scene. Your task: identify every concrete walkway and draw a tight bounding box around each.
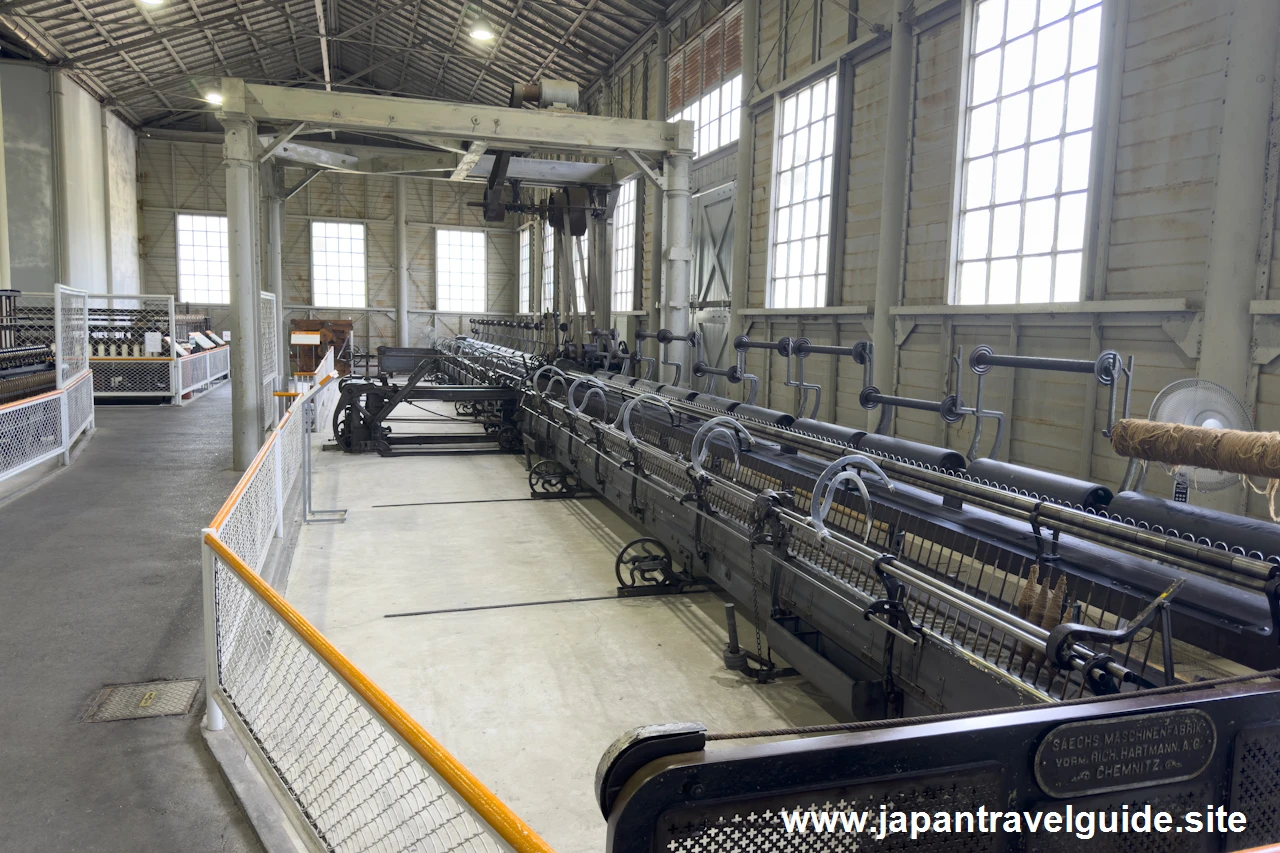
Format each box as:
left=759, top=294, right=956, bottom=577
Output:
left=0, top=385, right=262, bottom=852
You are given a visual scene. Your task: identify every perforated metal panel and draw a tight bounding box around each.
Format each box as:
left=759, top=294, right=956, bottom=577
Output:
left=655, top=765, right=1004, bottom=853
left=1231, top=725, right=1280, bottom=849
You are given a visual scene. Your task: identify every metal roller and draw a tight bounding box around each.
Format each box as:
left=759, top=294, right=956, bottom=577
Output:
left=854, top=434, right=968, bottom=471
left=966, top=458, right=1113, bottom=510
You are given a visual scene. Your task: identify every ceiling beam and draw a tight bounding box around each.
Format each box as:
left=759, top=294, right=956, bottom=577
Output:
left=224, top=78, right=691, bottom=156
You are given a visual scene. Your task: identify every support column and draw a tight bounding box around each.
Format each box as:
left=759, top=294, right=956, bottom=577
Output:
left=223, top=115, right=263, bottom=471
left=1197, top=0, right=1280, bottom=511
left=648, top=27, right=670, bottom=339
left=663, top=150, right=692, bottom=385
left=395, top=177, right=410, bottom=346
left=0, top=83, right=11, bottom=290
left=265, top=164, right=287, bottom=381
left=728, top=0, right=759, bottom=358
left=594, top=206, right=611, bottom=333
left=869, top=0, right=915, bottom=432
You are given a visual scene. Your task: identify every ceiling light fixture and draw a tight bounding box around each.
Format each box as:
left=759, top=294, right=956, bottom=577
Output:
left=470, top=4, right=496, bottom=40
left=205, top=91, right=224, bottom=105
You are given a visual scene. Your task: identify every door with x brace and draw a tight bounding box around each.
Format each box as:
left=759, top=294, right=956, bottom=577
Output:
left=692, top=183, right=735, bottom=394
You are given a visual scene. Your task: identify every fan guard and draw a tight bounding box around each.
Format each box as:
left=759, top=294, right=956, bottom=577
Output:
left=1147, top=378, right=1253, bottom=492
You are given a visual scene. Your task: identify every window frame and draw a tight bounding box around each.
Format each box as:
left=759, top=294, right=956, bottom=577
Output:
left=518, top=225, right=533, bottom=313
left=666, top=3, right=745, bottom=160
left=612, top=179, right=640, bottom=312
left=946, top=0, right=1112, bottom=307
left=765, top=73, right=840, bottom=311
left=310, top=219, right=368, bottom=309
left=175, top=212, right=230, bottom=305
left=542, top=218, right=556, bottom=313
left=435, top=228, right=488, bottom=313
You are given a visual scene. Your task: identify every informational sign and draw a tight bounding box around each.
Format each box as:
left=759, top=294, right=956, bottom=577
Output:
left=1034, top=709, right=1216, bottom=798
left=291, top=331, right=322, bottom=345
left=144, top=331, right=163, bottom=355
left=223, top=331, right=232, bottom=341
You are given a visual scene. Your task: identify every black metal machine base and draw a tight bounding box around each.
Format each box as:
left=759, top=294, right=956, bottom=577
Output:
left=333, top=352, right=520, bottom=456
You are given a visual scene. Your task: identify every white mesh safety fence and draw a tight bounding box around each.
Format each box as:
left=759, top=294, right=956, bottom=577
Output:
left=215, top=436, right=281, bottom=574
left=209, top=346, right=231, bottom=380
left=86, top=294, right=174, bottom=359
left=180, top=353, right=210, bottom=395
left=312, top=349, right=339, bottom=437
left=211, top=555, right=513, bottom=853
left=65, top=371, right=94, bottom=442
left=0, top=392, right=63, bottom=480
left=57, top=286, right=89, bottom=385
left=0, top=288, right=94, bottom=486
left=203, top=367, right=536, bottom=853
left=260, top=293, right=279, bottom=430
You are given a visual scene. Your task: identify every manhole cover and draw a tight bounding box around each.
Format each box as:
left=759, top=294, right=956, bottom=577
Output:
left=84, top=679, right=201, bottom=722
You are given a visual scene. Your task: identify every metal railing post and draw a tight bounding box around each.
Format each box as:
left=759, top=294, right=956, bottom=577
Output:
left=59, top=389, right=70, bottom=466
left=201, top=532, right=226, bottom=732
left=273, top=437, right=285, bottom=539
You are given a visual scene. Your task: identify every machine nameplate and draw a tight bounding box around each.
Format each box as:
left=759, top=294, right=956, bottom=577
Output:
left=1034, top=709, right=1216, bottom=798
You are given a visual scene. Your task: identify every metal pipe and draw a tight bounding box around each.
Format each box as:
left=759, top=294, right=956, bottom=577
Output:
left=869, top=0, right=915, bottom=432
left=266, top=168, right=288, bottom=381
left=0, top=81, right=10, bottom=291
left=395, top=177, right=409, bottom=347
left=728, top=0, right=759, bottom=363
left=662, top=151, right=692, bottom=385
left=969, top=346, right=1118, bottom=379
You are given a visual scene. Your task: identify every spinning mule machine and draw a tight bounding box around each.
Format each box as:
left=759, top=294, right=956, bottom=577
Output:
left=0, top=289, right=56, bottom=405
left=302, top=76, right=1280, bottom=849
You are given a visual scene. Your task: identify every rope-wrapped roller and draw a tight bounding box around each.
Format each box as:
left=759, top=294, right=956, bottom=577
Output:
left=1110, top=419, right=1280, bottom=480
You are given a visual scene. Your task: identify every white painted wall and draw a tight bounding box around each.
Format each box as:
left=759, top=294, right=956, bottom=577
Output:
left=104, top=110, right=139, bottom=294
left=55, top=72, right=108, bottom=293
left=0, top=62, right=56, bottom=291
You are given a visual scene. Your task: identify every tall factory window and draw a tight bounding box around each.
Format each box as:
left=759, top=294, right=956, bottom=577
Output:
left=311, top=221, right=366, bottom=308
left=176, top=214, right=230, bottom=304
left=768, top=74, right=838, bottom=310
left=542, top=219, right=555, bottom=312
left=436, top=230, right=487, bottom=312
left=612, top=180, right=637, bottom=312
left=519, top=227, right=533, bottom=312
left=572, top=232, right=590, bottom=315
left=667, top=4, right=744, bottom=158
left=953, top=0, right=1103, bottom=305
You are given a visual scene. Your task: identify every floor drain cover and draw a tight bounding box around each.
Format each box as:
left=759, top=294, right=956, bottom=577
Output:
left=84, top=679, right=201, bottom=722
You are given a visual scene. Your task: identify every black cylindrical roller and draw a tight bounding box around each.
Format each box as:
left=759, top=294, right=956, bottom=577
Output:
left=632, top=379, right=666, bottom=395
left=854, top=434, right=967, bottom=471
left=792, top=418, right=867, bottom=447
left=731, top=404, right=796, bottom=427
left=695, top=394, right=740, bottom=413
left=967, top=458, right=1112, bottom=509
left=660, top=386, right=700, bottom=402
left=1106, top=491, right=1280, bottom=561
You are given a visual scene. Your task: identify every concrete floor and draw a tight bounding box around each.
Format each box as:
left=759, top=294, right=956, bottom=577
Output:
left=0, top=385, right=262, bottom=853
left=287, top=403, right=841, bottom=853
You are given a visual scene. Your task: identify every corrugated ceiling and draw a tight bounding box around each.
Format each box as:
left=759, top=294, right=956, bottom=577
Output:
left=0, top=0, right=671, bottom=127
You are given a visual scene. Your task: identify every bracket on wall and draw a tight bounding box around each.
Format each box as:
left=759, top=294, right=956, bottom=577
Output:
left=1161, top=313, right=1203, bottom=360
left=894, top=318, right=916, bottom=347
left=1251, top=313, right=1280, bottom=366
left=625, top=149, right=666, bottom=190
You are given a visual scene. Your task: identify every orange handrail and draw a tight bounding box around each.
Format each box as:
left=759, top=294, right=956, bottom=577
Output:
left=0, top=385, right=61, bottom=412
left=204, top=534, right=557, bottom=853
